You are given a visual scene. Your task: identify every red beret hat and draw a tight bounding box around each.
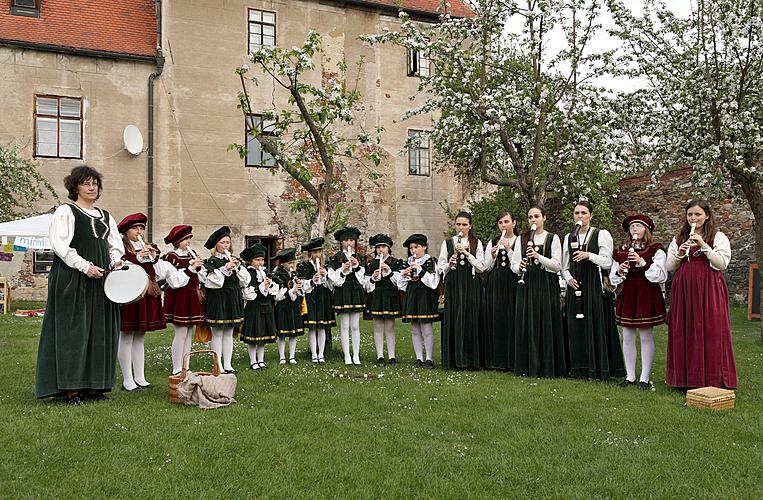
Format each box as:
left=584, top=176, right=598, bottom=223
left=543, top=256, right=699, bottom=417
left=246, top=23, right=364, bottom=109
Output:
left=164, top=225, right=193, bottom=245
left=117, top=213, right=147, bottom=234
left=622, top=214, right=655, bottom=234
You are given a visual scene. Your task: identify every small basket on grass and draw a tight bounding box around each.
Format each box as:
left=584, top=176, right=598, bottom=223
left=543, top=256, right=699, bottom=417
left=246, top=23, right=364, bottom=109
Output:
left=168, top=349, right=220, bottom=404
left=686, top=386, right=735, bottom=411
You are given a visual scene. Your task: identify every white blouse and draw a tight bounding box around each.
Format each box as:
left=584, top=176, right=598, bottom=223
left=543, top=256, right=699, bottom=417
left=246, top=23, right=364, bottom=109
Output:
left=392, top=254, right=440, bottom=291
left=561, top=228, right=614, bottom=282
left=510, top=231, right=562, bottom=275
left=437, top=236, right=486, bottom=277
left=483, top=236, right=517, bottom=272
left=49, top=203, right=124, bottom=274
left=199, top=253, right=251, bottom=289
left=666, top=231, right=731, bottom=272
left=609, top=248, right=668, bottom=285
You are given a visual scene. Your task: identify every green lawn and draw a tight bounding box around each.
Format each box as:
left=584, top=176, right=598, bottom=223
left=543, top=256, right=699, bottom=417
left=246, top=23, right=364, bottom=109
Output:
left=0, top=303, right=761, bottom=498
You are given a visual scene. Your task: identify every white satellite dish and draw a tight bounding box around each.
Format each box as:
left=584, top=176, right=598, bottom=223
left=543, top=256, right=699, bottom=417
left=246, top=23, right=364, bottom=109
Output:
left=123, top=125, right=144, bottom=155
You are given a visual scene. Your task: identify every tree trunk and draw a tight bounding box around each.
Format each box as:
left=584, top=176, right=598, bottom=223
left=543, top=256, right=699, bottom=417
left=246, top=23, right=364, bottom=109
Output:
left=734, top=169, right=763, bottom=342
left=309, top=186, right=331, bottom=238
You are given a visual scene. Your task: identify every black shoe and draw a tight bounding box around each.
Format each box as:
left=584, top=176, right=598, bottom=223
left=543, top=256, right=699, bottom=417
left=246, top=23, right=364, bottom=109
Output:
left=415, top=359, right=424, bottom=368
left=376, top=357, right=385, bottom=367
left=224, top=368, right=237, bottom=374
left=66, top=394, right=84, bottom=406
left=249, top=363, right=259, bottom=370
left=424, top=360, right=434, bottom=369
left=259, top=362, right=267, bottom=369
left=83, top=390, right=109, bottom=401
left=135, top=382, right=152, bottom=389
left=638, top=381, right=653, bottom=391
left=121, top=385, right=143, bottom=392
left=388, top=358, right=397, bottom=366
left=618, top=379, right=636, bottom=388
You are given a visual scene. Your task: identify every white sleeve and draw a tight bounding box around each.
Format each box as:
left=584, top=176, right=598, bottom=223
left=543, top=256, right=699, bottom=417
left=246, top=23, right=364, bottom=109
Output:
left=537, top=235, right=562, bottom=273
left=391, top=271, right=408, bottom=291
left=589, top=230, right=614, bottom=271
left=364, top=274, right=376, bottom=293
left=264, top=280, right=279, bottom=296
left=483, top=240, right=496, bottom=272
left=275, top=284, right=289, bottom=301
left=203, top=268, right=226, bottom=289
left=437, top=240, right=450, bottom=276
left=106, top=215, right=125, bottom=266
left=645, top=249, right=668, bottom=284
left=704, top=232, right=731, bottom=271
left=421, top=268, right=440, bottom=290
left=666, top=238, right=683, bottom=272
left=327, top=266, right=346, bottom=287
left=236, top=265, right=251, bottom=286
left=465, top=240, right=486, bottom=272
left=353, top=265, right=366, bottom=281
left=609, top=259, right=624, bottom=285
left=242, top=285, right=257, bottom=301
left=156, top=259, right=190, bottom=289
left=510, top=237, right=524, bottom=275
left=302, top=277, right=315, bottom=293
left=49, top=205, right=91, bottom=274
left=561, top=234, right=572, bottom=282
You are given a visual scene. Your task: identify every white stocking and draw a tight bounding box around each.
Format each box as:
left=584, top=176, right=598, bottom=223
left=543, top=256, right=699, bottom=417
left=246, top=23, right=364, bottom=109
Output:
left=247, top=345, right=258, bottom=366
left=621, top=327, right=637, bottom=382
left=289, top=337, right=297, bottom=360
left=308, top=329, right=318, bottom=360
left=350, top=312, right=361, bottom=364
left=221, top=328, right=234, bottom=371
left=131, top=333, right=148, bottom=385
left=317, top=329, right=326, bottom=359
left=373, top=319, right=385, bottom=359
left=384, top=319, right=396, bottom=359
left=639, top=328, right=655, bottom=383
left=171, top=325, right=191, bottom=374
left=118, top=331, right=136, bottom=390
left=210, top=328, right=224, bottom=372
left=339, top=314, right=351, bottom=364
left=257, top=344, right=265, bottom=365
left=277, top=337, right=286, bottom=361
left=411, top=323, right=424, bottom=361
left=421, top=322, right=434, bottom=361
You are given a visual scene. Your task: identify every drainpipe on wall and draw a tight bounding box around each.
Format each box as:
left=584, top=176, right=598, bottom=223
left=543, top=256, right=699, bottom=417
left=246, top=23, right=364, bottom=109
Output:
left=147, top=0, right=164, bottom=241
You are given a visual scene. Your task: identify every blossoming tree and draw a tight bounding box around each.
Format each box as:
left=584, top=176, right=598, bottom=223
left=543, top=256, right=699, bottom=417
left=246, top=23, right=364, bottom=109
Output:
left=231, top=31, right=383, bottom=237
left=0, top=143, right=56, bottom=222
left=363, top=0, right=616, bottom=210
left=606, top=0, right=763, bottom=338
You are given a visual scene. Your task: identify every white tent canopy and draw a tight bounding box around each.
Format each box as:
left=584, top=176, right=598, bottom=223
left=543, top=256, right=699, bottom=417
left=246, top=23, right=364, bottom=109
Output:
left=0, top=213, right=53, bottom=249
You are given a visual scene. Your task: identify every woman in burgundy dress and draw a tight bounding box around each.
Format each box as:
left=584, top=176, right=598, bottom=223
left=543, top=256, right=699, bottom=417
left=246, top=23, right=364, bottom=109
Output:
left=610, top=214, right=667, bottom=390
left=666, top=200, right=736, bottom=389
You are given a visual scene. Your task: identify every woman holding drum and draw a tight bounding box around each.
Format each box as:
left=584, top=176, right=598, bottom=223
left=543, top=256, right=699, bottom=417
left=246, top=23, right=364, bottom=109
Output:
left=35, top=166, right=125, bottom=404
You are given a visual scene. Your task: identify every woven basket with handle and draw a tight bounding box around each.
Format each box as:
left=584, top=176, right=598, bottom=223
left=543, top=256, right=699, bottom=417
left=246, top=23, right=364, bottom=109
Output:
left=168, top=349, right=221, bottom=404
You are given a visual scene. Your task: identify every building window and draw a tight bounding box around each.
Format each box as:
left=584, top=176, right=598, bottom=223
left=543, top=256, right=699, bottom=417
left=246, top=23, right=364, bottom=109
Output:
left=407, top=49, right=431, bottom=78
left=244, top=236, right=280, bottom=265
left=10, top=0, right=41, bottom=18
left=248, top=9, right=276, bottom=52
left=245, top=114, right=276, bottom=168
left=408, top=130, right=430, bottom=176
left=33, top=250, right=54, bottom=273
left=34, top=96, right=82, bottom=159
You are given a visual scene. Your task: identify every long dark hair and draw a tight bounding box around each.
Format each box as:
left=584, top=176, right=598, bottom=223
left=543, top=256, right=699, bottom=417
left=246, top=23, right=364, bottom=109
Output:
left=454, top=211, right=478, bottom=251
left=677, top=199, right=717, bottom=244
left=495, top=210, right=519, bottom=240
left=522, top=205, right=546, bottom=245
left=64, top=165, right=103, bottom=201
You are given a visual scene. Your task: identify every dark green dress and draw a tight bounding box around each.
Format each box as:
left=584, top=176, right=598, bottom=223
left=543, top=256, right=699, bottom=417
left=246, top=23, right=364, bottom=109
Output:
left=441, top=239, right=483, bottom=370
left=401, top=256, right=441, bottom=324
left=565, top=229, right=625, bottom=379
left=483, top=237, right=519, bottom=370
left=35, top=204, right=121, bottom=398
left=513, top=233, right=567, bottom=378
left=241, top=267, right=277, bottom=344
left=272, top=267, right=304, bottom=337
left=297, top=261, right=335, bottom=328
left=328, top=253, right=366, bottom=313
left=365, top=256, right=403, bottom=318
left=203, top=256, right=244, bottom=328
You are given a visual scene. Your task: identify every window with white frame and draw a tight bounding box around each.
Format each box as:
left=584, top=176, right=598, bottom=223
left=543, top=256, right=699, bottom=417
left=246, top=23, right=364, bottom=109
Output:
left=248, top=9, right=276, bottom=52
left=408, top=130, right=430, bottom=176
left=246, top=114, right=277, bottom=168
left=34, top=96, right=82, bottom=159
left=407, top=49, right=431, bottom=78
left=11, top=0, right=41, bottom=18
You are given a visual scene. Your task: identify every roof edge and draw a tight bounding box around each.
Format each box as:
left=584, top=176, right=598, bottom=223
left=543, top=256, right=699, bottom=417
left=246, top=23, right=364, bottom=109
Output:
left=0, top=39, right=157, bottom=63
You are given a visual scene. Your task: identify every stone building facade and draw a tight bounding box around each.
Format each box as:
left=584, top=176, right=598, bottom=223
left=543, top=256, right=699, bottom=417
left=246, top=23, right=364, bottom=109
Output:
left=0, top=0, right=473, bottom=299
left=613, top=167, right=756, bottom=303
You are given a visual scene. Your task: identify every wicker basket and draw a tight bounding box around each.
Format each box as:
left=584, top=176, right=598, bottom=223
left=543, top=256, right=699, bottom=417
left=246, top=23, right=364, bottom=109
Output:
left=686, top=386, right=735, bottom=411
left=168, top=349, right=221, bottom=404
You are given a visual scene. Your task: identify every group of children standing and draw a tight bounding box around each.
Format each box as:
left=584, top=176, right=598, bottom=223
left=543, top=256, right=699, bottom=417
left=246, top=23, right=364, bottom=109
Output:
left=115, top=197, right=737, bottom=393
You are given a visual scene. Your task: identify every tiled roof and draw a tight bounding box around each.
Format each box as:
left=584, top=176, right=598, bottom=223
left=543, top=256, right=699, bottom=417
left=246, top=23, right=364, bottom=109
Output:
left=0, top=0, right=156, bottom=58
left=359, top=0, right=475, bottom=18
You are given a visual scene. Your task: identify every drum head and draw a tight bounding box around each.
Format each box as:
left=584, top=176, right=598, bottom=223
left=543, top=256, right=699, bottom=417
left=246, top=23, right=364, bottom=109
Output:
left=104, top=265, right=150, bottom=304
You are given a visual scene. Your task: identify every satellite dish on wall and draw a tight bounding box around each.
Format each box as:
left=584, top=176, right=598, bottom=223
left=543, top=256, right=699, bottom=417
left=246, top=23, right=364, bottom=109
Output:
left=123, top=125, right=144, bottom=155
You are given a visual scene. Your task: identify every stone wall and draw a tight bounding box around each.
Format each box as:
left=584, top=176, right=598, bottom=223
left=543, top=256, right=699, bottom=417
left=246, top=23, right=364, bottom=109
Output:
left=612, top=167, right=755, bottom=303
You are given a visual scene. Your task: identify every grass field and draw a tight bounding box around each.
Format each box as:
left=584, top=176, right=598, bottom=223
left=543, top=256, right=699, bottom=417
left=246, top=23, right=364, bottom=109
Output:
left=0, top=301, right=761, bottom=498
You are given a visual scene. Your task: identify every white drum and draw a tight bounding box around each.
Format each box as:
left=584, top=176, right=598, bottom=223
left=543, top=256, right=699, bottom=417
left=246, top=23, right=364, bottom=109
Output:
left=104, top=265, right=149, bottom=305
